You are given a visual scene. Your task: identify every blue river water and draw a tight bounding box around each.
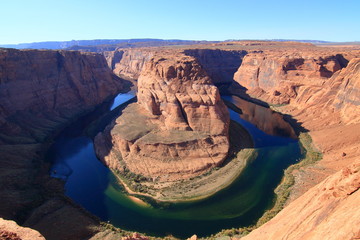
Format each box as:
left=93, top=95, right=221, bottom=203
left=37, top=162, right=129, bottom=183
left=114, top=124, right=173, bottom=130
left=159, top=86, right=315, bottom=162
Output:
left=48, top=93, right=302, bottom=238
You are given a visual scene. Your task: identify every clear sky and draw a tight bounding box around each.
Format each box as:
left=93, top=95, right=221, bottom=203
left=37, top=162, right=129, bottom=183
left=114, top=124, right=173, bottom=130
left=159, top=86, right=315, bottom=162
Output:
left=1, top=0, right=359, bottom=44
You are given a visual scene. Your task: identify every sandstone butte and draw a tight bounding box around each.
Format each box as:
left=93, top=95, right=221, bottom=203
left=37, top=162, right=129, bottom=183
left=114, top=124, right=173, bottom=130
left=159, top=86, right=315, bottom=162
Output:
left=103, top=42, right=360, bottom=240
left=95, top=52, right=230, bottom=183
left=0, top=41, right=360, bottom=240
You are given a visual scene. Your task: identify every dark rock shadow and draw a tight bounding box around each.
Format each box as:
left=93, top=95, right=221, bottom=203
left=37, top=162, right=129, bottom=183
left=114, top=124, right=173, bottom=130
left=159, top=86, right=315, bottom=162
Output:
left=225, top=82, right=309, bottom=137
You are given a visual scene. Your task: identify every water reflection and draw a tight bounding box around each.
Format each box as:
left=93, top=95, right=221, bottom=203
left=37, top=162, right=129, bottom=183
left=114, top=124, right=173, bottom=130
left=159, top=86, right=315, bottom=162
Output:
left=223, top=95, right=296, bottom=139
left=48, top=93, right=302, bottom=238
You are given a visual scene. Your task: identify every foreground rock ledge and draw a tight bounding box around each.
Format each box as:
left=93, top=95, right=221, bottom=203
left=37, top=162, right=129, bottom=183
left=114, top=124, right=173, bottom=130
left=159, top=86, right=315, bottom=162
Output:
left=95, top=53, right=230, bottom=184
left=0, top=218, right=45, bottom=240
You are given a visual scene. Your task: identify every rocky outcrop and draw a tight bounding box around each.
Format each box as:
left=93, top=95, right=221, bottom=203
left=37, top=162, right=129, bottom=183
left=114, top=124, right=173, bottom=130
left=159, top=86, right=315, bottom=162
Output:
left=184, top=49, right=247, bottom=86
left=240, top=162, right=360, bottom=240
left=279, top=58, right=360, bottom=127
left=0, top=49, right=123, bottom=142
left=234, top=49, right=360, bottom=240
left=232, top=51, right=350, bottom=104
left=103, top=49, right=154, bottom=79
left=0, top=48, right=123, bottom=239
left=0, top=218, right=45, bottom=240
left=332, top=58, right=360, bottom=124
left=95, top=52, right=230, bottom=181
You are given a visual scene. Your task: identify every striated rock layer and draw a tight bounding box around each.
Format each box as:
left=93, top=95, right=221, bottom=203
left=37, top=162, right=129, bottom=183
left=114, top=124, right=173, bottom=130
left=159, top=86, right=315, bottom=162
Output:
left=95, top=52, right=230, bottom=181
left=240, top=161, right=360, bottom=240
left=183, top=49, right=247, bottom=86
left=228, top=45, right=360, bottom=240
left=0, top=48, right=123, bottom=240
left=232, top=51, right=350, bottom=104
left=103, top=49, right=154, bottom=79
left=0, top=48, right=123, bottom=142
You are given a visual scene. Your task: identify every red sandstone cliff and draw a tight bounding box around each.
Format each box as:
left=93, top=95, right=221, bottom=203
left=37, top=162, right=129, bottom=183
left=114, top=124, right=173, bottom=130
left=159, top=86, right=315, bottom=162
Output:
left=95, top=52, right=230, bottom=182
left=0, top=48, right=123, bottom=240
left=183, top=49, right=247, bottom=86
left=232, top=51, right=351, bottom=104
left=0, top=49, right=123, bottom=142
left=2, top=43, right=360, bottom=240
left=232, top=50, right=360, bottom=240
left=103, top=49, right=154, bottom=79
left=240, top=162, right=360, bottom=240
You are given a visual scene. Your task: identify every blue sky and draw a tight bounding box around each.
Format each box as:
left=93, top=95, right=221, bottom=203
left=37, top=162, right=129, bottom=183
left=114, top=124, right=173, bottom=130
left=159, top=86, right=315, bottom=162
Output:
left=1, top=0, right=359, bottom=44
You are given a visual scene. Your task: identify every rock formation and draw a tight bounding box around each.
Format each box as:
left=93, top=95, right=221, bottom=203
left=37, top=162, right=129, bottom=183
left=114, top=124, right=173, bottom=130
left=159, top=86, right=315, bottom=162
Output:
left=232, top=51, right=350, bottom=104
left=0, top=49, right=123, bottom=142
left=0, top=218, right=45, bottom=240
left=330, top=58, right=360, bottom=124
left=240, top=161, right=360, bottom=240
left=103, top=49, right=154, bottom=79
left=229, top=45, right=360, bottom=240
left=183, top=49, right=247, bottom=86
left=0, top=48, right=123, bottom=239
left=95, top=52, right=230, bottom=181
left=1, top=41, right=360, bottom=240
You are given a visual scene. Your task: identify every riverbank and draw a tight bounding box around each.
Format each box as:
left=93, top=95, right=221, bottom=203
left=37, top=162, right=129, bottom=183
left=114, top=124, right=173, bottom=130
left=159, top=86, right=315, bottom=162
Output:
left=110, top=120, right=256, bottom=203
left=208, top=131, right=322, bottom=240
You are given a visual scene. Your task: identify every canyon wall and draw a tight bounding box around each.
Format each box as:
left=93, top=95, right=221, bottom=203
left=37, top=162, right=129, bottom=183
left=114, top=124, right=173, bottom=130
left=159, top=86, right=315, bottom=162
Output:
left=184, top=49, right=247, bottom=86
left=0, top=48, right=123, bottom=239
left=231, top=49, right=360, bottom=240
left=240, top=161, right=360, bottom=240
left=104, top=48, right=248, bottom=90
left=1, top=43, right=359, bottom=240
left=0, top=49, right=123, bottom=142
left=95, top=52, right=230, bottom=182
left=103, top=49, right=154, bottom=79
left=277, top=57, right=360, bottom=127
left=232, top=51, right=350, bottom=104
left=329, top=58, right=360, bottom=124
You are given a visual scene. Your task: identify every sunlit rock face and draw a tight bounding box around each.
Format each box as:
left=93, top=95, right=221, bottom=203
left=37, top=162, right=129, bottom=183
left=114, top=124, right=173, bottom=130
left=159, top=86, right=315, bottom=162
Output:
left=232, top=51, right=350, bottom=105
left=95, top=52, right=230, bottom=181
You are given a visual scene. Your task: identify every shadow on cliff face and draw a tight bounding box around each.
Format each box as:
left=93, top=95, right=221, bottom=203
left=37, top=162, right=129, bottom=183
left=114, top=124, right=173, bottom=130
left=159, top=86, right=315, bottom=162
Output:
left=183, top=49, right=248, bottom=89
left=183, top=48, right=309, bottom=137
left=225, top=81, right=309, bottom=137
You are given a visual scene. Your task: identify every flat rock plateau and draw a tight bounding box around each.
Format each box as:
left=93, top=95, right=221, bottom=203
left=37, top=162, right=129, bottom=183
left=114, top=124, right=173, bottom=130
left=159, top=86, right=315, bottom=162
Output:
left=1, top=41, right=360, bottom=240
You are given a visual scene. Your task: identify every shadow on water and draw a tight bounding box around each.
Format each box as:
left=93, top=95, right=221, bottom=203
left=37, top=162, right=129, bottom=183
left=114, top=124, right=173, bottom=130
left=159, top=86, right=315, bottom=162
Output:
left=47, top=92, right=135, bottom=221
left=223, top=95, right=297, bottom=142
left=225, top=81, right=310, bottom=136
left=47, top=91, right=305, bottom=239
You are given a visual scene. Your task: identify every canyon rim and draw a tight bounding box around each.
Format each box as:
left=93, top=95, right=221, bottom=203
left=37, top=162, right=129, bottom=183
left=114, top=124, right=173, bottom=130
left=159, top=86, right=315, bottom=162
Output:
left=0, top=39, right=359, bottom=240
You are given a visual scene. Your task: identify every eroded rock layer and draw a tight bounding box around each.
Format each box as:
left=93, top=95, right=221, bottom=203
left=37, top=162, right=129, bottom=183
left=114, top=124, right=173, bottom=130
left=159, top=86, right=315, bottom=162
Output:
left=95, top=53, right=230, bottom=181
left=0, top=49, right=123, bottom=142
left=232, top=51, right=350, bottom=104
left=240, top=161, right=360, bottom=240
left=103, top=49, right=154, bottom=79
left=0, top=48, right=123, bottom=240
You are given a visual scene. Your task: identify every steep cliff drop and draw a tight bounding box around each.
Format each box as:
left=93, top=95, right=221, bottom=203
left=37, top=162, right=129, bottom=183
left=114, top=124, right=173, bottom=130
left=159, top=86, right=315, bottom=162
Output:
left=95, top=52, right=232, bottom=200
left=240, top=161, right=360, bottom=240
left=0, top=48, right=124, bottom=240
left=103, top=49, right=154, bottom=79
left=231, top=50, right=354, bottom=105
left=228, top=48, right=360, bottom=240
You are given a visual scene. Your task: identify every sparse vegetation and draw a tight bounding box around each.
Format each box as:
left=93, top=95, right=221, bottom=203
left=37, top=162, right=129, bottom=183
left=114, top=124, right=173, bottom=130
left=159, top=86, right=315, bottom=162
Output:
left=199, top=132, right=323, bottom=240
left=110, top=120, right=256, bottom=202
